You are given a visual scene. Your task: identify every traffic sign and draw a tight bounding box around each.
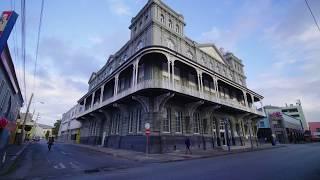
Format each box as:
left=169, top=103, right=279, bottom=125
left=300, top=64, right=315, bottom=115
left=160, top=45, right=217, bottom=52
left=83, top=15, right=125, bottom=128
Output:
left=145, top=123, right=150, bottom=130
left=145, top=129, right=150, bottom=135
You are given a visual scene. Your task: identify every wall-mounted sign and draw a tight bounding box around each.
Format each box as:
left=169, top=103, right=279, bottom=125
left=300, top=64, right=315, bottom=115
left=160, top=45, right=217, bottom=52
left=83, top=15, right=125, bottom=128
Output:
left=0, top=11, right=18, bottom=54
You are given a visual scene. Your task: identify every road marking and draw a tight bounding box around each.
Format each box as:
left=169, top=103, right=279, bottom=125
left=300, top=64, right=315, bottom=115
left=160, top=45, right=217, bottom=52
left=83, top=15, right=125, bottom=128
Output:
left=59, top=162, right=66, bottom=169
left=70, top=162, right=80, bottom=169
left=61, top=151, right=67, bottom=155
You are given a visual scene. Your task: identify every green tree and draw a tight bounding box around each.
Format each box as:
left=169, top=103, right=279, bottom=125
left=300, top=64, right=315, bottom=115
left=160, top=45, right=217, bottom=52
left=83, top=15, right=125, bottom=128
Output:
left=52, top=119, right=61, bottom=137
left=45, top=130, right=49, bottom=140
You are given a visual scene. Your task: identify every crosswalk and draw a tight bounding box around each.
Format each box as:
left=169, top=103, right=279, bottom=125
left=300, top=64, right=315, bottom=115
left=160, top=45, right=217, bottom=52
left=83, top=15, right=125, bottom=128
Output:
left=52, top=161, right=81, bottom=170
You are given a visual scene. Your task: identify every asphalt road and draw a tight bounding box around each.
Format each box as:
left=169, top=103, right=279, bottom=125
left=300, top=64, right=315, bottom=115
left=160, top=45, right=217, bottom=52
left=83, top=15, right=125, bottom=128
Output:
left=2, top=140, right=141, bottom=179
left=72, top=143, right=320, bottom=180
left=3, top=142, right=320, bottom=180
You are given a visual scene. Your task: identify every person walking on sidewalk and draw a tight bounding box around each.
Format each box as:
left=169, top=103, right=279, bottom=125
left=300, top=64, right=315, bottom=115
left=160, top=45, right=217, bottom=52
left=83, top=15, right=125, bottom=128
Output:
left=47, top=137, right=54, bottom=151
left=185, top=137, right=192, bottom=154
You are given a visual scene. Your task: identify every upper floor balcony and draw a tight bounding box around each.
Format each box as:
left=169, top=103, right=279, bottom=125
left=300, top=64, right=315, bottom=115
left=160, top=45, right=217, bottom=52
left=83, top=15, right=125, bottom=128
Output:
left=76, top=48, right=264, bottom=118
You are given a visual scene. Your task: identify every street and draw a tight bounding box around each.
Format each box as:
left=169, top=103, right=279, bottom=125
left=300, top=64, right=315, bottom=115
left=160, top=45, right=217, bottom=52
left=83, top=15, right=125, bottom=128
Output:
left=3, top=142, right=320, bottom=180
left=2, top=140, right=142, bottom=179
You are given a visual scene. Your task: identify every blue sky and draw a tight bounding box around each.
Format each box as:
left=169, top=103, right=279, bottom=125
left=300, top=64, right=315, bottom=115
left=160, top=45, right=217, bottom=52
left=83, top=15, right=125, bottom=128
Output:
left=1, top=0, right=320, bottom=125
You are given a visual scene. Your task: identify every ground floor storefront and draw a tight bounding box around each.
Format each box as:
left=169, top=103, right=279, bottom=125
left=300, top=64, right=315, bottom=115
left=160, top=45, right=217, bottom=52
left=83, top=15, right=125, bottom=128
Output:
left=77, top=89, right=262, bottom=153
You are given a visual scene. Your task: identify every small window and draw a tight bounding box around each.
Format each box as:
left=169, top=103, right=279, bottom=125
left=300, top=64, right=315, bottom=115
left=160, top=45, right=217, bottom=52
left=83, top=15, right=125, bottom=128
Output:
left=139, top=21, right=142, bottom=28
left=145, top=14, right=148, bottom=20
left=134, top=26, right=137, bottom=33
left=175, top=24, right=180, bottom=33
left=160, top=14, right=164, bottom=23
left=169, top=19, right=172, bottom=28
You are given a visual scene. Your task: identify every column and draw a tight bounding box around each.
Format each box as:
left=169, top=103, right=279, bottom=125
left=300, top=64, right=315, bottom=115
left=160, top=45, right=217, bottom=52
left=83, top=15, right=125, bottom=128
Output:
left=100, top=85, right=104, bottom=104
left=91, top=92, right=95, bottom=108
left=197, top=72, right=201, bottom=92
left=230, top=119, right=236, bottom=145
left=132, top=64, right=136, bottom=87
left=215, top=78, right=220, bottom=99
left=216, top=119, right=221, bottom=146
left=84, top=98, right=87, bottom=111
left=247, top=120, right=253, bottom=149
left=114, top=74, right=119, bottom=95
left=171, top=60, right=175, bottom=88
left=243, top=91, right=248, bottom=107
left=251, top=95, right=255, bottom=109
left=135, top=61, right=139, bottom=86
left=167, top=60, right=171, bottom=87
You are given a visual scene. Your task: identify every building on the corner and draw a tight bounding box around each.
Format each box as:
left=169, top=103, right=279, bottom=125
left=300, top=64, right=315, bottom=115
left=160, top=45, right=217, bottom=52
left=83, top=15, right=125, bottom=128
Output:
left=258, top=106, right=304, bottom=144
left=308, top=122, right=320, bottom=141
left=280, top=100, right=307, bottom=131
left=58, top=105, right=81, bottom=143
left=75, top=0, right=265, bottom=153
left=0, top=44, right=24, bottom=161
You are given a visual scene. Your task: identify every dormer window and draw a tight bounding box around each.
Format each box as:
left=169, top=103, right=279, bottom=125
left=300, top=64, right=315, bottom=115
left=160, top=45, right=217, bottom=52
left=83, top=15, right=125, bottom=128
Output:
left=175, top=24, right=180, bottom=33
left=169, top=19, right=172, bottom=28
left=160, top=14, right=164, bottom=23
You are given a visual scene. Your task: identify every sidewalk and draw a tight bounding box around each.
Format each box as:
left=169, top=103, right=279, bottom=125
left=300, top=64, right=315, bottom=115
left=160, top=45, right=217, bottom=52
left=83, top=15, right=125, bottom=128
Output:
left=65, top=143, right=286, bottom=163
left=0, top=143, right=29, bottom=175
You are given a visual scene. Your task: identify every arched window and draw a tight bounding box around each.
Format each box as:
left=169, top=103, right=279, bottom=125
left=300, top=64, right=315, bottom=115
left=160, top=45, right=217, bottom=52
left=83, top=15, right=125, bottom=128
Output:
left=160, top=14, right=164, bottom=23
left=136, top=41, right=143, bottom=52
left=169, top=19, right=172, bottom=28
left=175, top=24, right=180, bottom=33
left=167, top=39, right=175, bottom=50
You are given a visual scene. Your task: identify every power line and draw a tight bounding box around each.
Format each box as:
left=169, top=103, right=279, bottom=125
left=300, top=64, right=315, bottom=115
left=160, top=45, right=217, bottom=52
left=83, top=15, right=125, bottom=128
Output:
left=305, top=0, right=320, bottom=33
left=33, top=0, right=45, bottom=93
left=21, top=0, right=27, bottom=103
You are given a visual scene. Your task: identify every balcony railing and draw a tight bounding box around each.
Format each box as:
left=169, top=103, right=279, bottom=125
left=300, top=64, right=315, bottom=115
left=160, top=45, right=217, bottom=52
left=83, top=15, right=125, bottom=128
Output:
left=76, top=78, right=264, bottom=118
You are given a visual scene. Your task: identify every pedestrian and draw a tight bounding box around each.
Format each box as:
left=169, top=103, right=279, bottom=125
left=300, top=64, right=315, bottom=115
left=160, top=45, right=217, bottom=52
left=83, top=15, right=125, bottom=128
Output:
left=47, top=137, right=54, bottom=151
left=185, top=137, right=192, bottom=154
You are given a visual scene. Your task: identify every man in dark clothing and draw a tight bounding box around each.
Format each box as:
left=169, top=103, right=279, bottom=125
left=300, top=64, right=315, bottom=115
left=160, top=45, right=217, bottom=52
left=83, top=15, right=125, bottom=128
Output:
left=185, top=137, right=192, bottom=154
left=47, top=137, right=54, bottom=151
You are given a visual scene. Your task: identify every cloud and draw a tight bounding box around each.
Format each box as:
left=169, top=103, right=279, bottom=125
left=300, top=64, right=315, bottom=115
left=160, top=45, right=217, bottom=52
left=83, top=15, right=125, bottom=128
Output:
left=107, top=0, right=132, bottom=16
left=250, top=0, right=320, bottom=122
left=198, top=0, right=272, bottom=51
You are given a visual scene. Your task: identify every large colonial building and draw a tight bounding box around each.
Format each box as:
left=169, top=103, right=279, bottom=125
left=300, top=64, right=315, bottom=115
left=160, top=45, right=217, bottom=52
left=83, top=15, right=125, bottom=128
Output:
left=75, top=0, right=264, bottom=153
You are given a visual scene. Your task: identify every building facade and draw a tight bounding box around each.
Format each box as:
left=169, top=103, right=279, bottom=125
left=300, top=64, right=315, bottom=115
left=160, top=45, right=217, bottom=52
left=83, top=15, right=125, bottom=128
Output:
left=75, top=0, right=265, bottom=153
left=308, top=122, right=320, bottom=141
left=258, top=106, right=304, bottom=144
left=281, top=100, right=307, bottom=130
left=59, top=105, right=81, bottom=143
left=0, top=44, right=23, bottom=163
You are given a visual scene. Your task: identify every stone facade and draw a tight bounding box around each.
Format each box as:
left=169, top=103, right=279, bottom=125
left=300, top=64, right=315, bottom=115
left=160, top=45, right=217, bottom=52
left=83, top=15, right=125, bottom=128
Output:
left=75, top=0, right=265, bottom=153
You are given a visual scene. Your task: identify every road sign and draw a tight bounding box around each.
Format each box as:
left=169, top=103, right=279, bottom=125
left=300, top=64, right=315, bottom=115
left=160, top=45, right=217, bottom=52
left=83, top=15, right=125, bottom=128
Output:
left=145, top=123, right=150, bottom=130
left=145, top=129, right=150, bottom=135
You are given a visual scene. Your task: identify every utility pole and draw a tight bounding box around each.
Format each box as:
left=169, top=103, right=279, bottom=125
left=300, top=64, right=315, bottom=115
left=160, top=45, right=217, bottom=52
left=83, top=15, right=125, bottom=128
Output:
left=31, top=113, right=40, bottom=138
left=21, top=93, right=33, bottom=144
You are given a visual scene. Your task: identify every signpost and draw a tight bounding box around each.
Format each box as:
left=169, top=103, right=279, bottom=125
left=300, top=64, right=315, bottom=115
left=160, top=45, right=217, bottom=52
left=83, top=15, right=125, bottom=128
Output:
left=145, top=123, right=150, bottom=155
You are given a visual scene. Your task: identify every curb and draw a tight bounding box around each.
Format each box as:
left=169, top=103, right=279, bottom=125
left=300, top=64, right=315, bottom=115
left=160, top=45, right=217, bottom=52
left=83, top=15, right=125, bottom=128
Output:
left=0, top=143, right=30, bottom=176
left=66, top=143, right=286, bottom=163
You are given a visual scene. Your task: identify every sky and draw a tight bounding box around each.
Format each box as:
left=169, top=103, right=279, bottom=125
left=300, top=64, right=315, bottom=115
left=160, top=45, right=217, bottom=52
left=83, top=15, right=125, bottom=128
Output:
left=1, top=0, right=320, bottom=125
